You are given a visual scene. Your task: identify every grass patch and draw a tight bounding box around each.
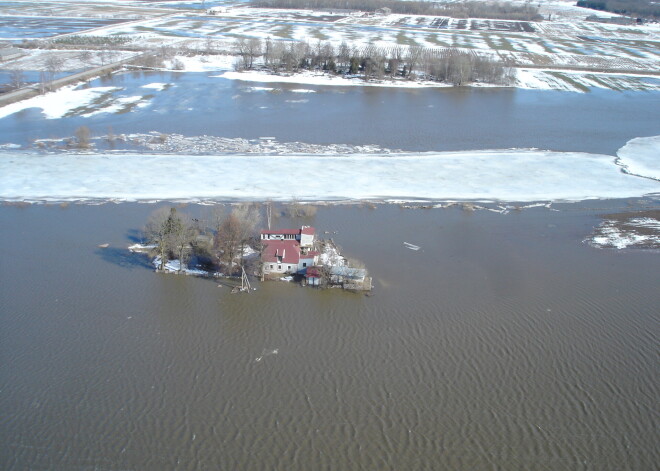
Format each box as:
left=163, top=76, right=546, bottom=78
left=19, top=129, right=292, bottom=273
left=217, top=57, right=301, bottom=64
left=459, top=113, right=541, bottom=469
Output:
left=273, top=24, right=294, bottom=39
left=309, top=28, right=329, bottom=41
left=396, top=31, right=418, bottom=46
left=426, top=34, right=450, bottom=47
left=585, top=74, right=622, bottom=90
left=548, top=72, right=590, bottom=92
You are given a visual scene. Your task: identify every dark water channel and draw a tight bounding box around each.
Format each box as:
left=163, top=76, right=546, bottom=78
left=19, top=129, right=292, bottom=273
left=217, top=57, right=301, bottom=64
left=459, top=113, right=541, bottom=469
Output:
left=1, top=70, right=659, bottom=155
left=1, top=202, right=658, bottom=470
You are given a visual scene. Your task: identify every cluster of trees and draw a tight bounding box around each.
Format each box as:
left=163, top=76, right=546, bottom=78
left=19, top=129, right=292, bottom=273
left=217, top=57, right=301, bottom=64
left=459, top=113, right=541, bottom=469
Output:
left=577, top=0, right=659, bottom=19
left=235, top=38, right=514, bottom=86
left=52, top=35, right=134, bottom=46
left=434, top=1, right=542, bottom=21
left=251, top=0, right=541, bottom=20
left=144, top=205, right=263, bottom=275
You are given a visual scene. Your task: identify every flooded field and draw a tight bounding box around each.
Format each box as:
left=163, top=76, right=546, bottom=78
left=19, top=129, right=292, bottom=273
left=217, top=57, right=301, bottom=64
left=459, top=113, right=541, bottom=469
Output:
left=0, top=16, right=129, bottom=40
left=1, top=70, right=660, bottom=155
left=1, top=201, right=658, bottom=470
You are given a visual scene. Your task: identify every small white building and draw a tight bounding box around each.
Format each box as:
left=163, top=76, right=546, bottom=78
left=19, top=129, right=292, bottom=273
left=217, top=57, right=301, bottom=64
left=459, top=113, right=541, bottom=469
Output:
left=261, top=227, right=318, bottom=275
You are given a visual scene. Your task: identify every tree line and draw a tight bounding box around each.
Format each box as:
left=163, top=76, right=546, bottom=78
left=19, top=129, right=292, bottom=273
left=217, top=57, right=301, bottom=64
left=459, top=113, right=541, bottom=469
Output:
left=251, top=0, right=542, bottom=21
left=144, top=205, right=262, bottom=275
left=577, top=0, right=659, bottom=19
left=235, top=38, right=515, bottom=86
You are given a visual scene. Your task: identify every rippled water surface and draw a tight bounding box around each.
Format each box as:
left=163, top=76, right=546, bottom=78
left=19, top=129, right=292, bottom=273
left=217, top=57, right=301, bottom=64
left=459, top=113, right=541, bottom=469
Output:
left=1, top=203, right=658, bottom=470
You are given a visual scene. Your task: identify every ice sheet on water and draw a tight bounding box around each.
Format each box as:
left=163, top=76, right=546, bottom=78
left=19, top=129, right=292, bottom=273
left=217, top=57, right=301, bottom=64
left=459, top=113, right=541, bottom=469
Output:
left=617, top=135, right=660, bottom=181
left=0, top=137, right=658, bottom=203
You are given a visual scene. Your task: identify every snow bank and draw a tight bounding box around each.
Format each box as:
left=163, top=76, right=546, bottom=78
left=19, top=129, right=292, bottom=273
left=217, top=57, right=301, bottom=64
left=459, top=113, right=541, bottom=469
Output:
left=153, top=256, right=208, bottom=275
left=0, top=85, right=120, bottom=119
left=141, top=83, right=171, bottom=91
left=166, top=55, right=236, bottom=72
left=1, top=141, right=658, bottom=203
left=218, top=70, right=453, bottom=89
left=617, top=135, right=660, bottom=181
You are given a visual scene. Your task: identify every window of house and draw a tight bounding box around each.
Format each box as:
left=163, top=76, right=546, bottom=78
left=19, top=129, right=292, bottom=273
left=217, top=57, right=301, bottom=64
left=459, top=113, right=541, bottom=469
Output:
left=270, top=264, right=273, bottom=269
left=303, top=263, right=307, bottom=267
left=278, top=265, right=282, bottom=270
left=288, top=265, right=292, bottom=270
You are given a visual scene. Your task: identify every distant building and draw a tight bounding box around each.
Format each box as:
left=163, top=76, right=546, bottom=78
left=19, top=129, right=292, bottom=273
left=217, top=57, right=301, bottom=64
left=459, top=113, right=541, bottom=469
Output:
left=375, top=7, right=392, bottom=16
left=261, top=226, right=319, bottom=275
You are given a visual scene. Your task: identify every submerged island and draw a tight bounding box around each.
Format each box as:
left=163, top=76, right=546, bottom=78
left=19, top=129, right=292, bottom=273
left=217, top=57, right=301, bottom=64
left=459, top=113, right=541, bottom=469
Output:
left=129, top=205, right=372, bottom=292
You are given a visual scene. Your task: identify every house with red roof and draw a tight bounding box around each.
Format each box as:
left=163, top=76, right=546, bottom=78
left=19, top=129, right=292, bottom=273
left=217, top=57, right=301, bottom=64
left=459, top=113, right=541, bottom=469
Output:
left=260, top=226, right=319, bottom=276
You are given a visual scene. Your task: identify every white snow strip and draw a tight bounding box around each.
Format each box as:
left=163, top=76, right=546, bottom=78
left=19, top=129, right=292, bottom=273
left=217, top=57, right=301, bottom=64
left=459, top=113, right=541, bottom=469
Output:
left=218, top=70, right=455, bottom=89
left=164, top=55, right=236, bottom=72
left=82, top=95, right=147, bottom=117
left=153, top=256, right=208, bottom=275
left=1, top=138, right=659, bottom=203
left=128, top=243, right=157, bottom=252
left=141, top=83, right=171, bottom=91
left=617, top=135, right=660, bottom=181
left=0, top=85, right=121, bottom=120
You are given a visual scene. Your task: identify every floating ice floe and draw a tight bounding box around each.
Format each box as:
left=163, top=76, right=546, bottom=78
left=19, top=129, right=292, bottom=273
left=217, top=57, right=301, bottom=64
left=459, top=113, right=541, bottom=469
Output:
left=617, top=135, right=660, bottom=181
left=589, top=217, right=660, bottom=249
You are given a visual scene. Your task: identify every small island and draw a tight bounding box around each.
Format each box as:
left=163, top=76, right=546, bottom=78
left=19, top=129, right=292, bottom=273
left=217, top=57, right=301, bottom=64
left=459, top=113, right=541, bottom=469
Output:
left=129, top=205, right=372, bottom=292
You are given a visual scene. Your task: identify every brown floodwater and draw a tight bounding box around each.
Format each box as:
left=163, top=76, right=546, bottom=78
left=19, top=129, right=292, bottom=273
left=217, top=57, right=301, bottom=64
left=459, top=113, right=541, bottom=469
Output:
left=0, top=201, right=658, bottom=470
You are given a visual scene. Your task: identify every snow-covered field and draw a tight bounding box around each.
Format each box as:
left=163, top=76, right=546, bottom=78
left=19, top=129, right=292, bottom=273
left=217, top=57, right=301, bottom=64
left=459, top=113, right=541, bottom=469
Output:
left=1, top=136, right=658, bottom=203
left=2, top=0, right=658, bottom=92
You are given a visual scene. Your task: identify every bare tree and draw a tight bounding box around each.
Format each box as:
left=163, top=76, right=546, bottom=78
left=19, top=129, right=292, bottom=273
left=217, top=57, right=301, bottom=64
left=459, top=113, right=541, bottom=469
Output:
left=235, top=37, right=262, bottom=70
left=405, top=46, right=423, bottom=78
left=8, top=70, right=24, bottom=90
left=144, top=207, right=196, bottom=272
left=74, top=126, right=92, bottom=149
left=145, top=207, right=176, bottom=271
left=214, top=203, right=261, bottom=272
left=78, top=50, right=93, bottom=66
left=44, top=54, right=65, bottom=83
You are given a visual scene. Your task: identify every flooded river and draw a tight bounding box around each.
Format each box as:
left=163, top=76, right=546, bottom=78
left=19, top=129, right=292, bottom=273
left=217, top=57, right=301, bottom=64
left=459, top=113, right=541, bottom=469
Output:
left=1, top=71, right=660, bottom=154
left=1, top=202, right=658, bottom=470
left=1, top=70, right=659, bottom=468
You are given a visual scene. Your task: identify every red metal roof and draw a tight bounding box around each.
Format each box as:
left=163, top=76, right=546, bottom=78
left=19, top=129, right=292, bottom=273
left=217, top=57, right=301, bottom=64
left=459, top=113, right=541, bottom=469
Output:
left=262, top=240, right=300, bottom=264
left=301, top=226, right=315, bottom=235
left=305, top=267, right=321, bottom=278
